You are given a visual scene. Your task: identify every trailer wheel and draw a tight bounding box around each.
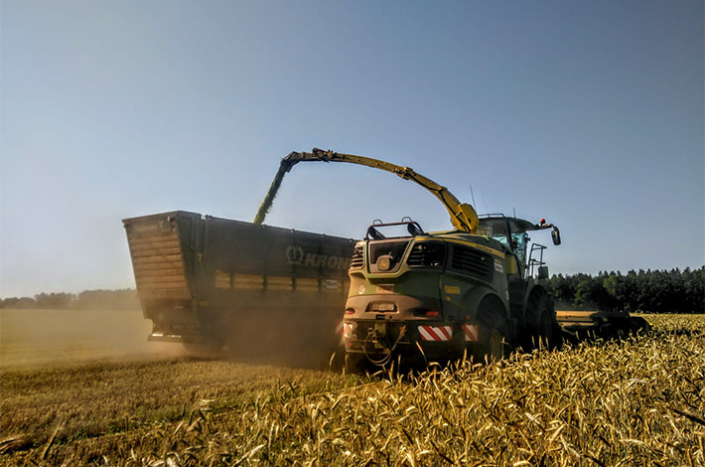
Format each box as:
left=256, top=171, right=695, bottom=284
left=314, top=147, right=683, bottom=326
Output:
left=525, top=291, right=558, bottom=350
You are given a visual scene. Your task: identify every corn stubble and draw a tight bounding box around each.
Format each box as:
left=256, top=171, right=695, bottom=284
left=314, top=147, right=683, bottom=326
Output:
left=2, top=315, right=704, bottom=466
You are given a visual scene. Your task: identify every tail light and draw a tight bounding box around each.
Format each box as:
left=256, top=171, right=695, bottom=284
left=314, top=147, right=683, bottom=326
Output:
left=414, top=310, right=440, bottom=317
left=343, top=322, right=355, bottom=339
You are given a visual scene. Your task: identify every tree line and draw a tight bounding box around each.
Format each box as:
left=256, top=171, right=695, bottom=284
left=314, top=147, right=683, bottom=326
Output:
left=546, top=267, right=704, bottom=314
left=0, top=289, right=141, bottom=311
left=1, top=267, right=703, bottom=313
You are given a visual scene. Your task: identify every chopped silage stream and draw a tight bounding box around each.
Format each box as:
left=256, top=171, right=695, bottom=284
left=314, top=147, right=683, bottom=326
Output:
left=2, top=315, right=703, bottom=466
left=253, top=164, right=287, bottom=225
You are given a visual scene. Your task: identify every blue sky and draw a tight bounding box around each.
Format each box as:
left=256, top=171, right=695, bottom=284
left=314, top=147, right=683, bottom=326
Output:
left=1, top=1, right=703, bottom=297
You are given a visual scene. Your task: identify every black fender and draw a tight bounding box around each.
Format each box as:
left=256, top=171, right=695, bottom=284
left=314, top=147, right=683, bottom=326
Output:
left=522, top=285, right=560, bottom=349
left=459, top=286, right=510, bottom=323
left=523, top=283, right=551, bottom=319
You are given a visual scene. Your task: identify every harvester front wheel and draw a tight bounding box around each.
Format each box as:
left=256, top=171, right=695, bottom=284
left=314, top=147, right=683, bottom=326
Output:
left=474, top=299, right=509, bottom=363
left=525, top=291, right=558, bottom=350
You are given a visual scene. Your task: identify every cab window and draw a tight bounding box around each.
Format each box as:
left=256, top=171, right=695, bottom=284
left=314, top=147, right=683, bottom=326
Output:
left=477, top=219, right=510, bottom=249
left=508, top=220, right=530, bottom=266
left=510, top=232, right=529, bottom=265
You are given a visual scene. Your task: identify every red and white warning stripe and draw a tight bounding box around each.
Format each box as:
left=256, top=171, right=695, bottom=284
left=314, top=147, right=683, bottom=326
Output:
left=418, top=325, right=453, bottom=341
left=461, top=324, right=479, bottom=342
left=335, top=321, right=344, bottom=335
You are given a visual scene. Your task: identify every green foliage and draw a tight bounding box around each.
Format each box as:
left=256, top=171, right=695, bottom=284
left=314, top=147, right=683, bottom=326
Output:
left=547, top=267, right=705, bottom=313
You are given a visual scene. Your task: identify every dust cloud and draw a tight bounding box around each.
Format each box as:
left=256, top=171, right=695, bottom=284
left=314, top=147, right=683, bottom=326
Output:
left=0, top=309, right=186, bottom=368
left=0, top=307, right=344, bottom=371
left=221, top=307, right=345, bottom=370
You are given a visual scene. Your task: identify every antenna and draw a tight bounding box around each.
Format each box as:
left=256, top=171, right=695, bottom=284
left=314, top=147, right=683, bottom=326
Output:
left=481, top=191, right=489, bottom=215
left=513, top=207, right=516, bottom=217
left=469, top=185, right=477, bottom=207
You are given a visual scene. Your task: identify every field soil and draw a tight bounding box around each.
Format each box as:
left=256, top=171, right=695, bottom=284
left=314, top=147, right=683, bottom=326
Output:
left=1, top=311, right=703, bottom=466
left=0, top=309, right=185, bottom=368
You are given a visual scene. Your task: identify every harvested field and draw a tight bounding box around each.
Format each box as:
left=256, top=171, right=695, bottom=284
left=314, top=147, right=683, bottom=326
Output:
left=0, top=309, right=185, bottom=368
left=1, top=312, right=703, bottom=466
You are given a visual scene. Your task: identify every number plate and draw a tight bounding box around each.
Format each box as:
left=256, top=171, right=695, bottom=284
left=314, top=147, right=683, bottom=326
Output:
left=370, top=302, right=396, bottom=312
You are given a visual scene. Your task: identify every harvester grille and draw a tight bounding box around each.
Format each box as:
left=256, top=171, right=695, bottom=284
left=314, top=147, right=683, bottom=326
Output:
left=450, top=245, right=493, bottom=282
left=350, top=245, right=364, bottom=269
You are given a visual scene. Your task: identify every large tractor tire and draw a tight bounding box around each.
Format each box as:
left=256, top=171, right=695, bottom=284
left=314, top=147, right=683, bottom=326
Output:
left=524, top=291, right=559, bottom=350
left=473, top=298, right=509, bottom=363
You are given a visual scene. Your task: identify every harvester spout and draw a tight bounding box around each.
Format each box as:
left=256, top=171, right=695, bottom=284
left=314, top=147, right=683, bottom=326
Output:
left=273, top=148, right=480, bottom=233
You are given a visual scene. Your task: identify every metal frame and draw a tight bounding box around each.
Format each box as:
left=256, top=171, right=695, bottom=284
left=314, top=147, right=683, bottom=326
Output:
left=527, top=243, right=547, bottom=279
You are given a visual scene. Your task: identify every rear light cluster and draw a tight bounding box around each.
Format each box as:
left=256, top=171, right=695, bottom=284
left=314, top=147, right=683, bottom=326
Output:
left=413, top=309, right=441, bottom=317
left=407, top=242, right=446, bottom=268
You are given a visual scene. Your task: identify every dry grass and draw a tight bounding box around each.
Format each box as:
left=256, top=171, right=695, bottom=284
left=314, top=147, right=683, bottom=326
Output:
left=1, top=313, right=703, bottom=466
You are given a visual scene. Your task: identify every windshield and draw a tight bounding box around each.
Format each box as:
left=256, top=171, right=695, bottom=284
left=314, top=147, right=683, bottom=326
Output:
left=477, top=219, right=510, bottom=248
left=367, top=239, right=411, bottom=273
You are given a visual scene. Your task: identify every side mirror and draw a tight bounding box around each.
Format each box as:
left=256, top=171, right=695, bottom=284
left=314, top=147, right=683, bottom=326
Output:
left=538, top=266, right=549, bottom=280
left=551, top=228, right=561, bottom=246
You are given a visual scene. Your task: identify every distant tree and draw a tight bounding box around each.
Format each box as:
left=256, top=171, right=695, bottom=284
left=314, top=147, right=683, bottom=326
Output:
left=74, top=289, right=140, bottom=310
left=34, top=292, right=73, bottom=309
left=548, top=266, right=704, bottom=314
left=574, top=278, right=610, bottom=310
left=1, top=289, right=140, bottom=311
left=0, top=296, right=37, bottom=309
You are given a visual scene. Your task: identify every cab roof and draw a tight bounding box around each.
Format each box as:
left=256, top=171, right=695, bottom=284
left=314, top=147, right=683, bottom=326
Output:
left=478, top=215, right=542, bottom=233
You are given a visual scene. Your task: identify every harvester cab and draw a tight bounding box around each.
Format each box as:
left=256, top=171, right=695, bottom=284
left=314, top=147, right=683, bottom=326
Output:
left=475, top=215, right=561, bottom=280
left=250, top=148, right=648, bottom=370
left=343, top=215, right=563, bottom=370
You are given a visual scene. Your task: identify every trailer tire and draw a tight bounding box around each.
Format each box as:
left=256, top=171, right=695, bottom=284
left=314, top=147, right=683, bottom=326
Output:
left=525, top=291, right=558, bottom=350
